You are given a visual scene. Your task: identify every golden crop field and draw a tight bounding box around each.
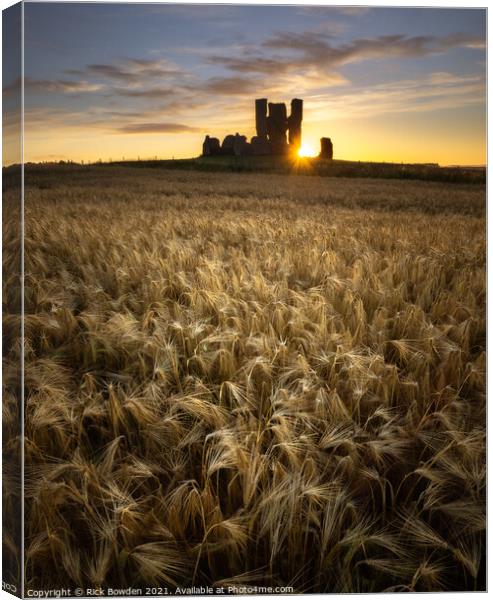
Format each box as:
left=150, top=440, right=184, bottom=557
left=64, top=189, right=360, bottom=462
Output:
left=4, top=165, right=486, bottom=592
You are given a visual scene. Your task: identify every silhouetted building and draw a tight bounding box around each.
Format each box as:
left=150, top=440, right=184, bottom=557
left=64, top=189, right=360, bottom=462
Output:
left=202, top=98, right=306, bottom=157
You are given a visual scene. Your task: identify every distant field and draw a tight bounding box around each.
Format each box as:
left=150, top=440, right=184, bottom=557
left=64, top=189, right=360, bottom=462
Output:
left=22, top=154, right=486, bottom=184
left=4, top=165, right=485, bottom=592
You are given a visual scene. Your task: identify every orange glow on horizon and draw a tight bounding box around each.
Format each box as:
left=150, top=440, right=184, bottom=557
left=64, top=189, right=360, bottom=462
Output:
left=11, top=114, right=486, bottom=168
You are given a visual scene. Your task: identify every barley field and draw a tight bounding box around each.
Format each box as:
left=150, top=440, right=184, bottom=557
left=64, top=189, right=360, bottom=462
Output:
left=4, top=165, right=486, bottom=592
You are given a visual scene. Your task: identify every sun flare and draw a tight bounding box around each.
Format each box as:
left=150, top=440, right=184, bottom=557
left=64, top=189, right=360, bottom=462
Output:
left=297, top=143, right=318, bottom=158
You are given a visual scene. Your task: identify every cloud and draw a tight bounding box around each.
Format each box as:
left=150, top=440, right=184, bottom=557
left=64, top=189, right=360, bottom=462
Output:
left=113, top=74, right=261, bottom=103
left=21, top=29, right=485, bottom=111
left=25, top=77, right=104, bottom=93
left=209, top=31, right=486, bottom=77
left=440, top=33, right=486, bottom=50
left=113, top=87, right=176, bottom=98
left=18, top=58, right=184, bottom=101
left=305, top=72, right=485, bottom=121
left=3, top=108, right=21, bottom=132
left=3, top=77, right=21, bottom=96
left=23, top=104, right=204, bottom=138
left=58, top=57, right=191, bottom=102
left=116, top=122, right=201, bottom=134
left=208, top=55, right=289, bottom=76
left=335, top=7, right=372, bottom=16
left=65, top=58, right=180, bottom=82
left=20, top=23, right=486, bottom=152
left=199, top=76, right=258, bottom=95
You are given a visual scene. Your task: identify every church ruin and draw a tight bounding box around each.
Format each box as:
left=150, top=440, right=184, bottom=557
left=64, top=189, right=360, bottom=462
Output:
left=202, top=98, right=333, bottom=159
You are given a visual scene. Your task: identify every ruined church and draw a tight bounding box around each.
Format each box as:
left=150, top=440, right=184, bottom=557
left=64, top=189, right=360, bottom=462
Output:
left=202, top=98, right=333, bottom=159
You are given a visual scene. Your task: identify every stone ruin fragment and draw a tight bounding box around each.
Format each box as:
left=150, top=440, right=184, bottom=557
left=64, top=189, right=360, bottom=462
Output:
left=202, top=135, right=220, bottom=156
left=255, top=98, right=303, bottom=155
left=202, top=98, right=305, bottom=157
left=221, top=134, right=236, bottom=153
left=232, top=133, right=251, bottom=156
left=266, top=102, right=288, bottom=155
left=319, top=137, right=333, bottom=160
left=288, top=99, right=303, bottom=150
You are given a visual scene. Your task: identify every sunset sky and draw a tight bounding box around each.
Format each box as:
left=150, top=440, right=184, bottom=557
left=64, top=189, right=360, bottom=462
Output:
left=4, top=3, right=487, bottom=165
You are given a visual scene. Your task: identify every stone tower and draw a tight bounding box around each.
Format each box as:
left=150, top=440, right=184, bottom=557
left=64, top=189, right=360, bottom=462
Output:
left=288, top=98, right=303, bottom=150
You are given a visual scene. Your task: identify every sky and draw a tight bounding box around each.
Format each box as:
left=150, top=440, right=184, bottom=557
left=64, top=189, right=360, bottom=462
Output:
left=3, top=2, right=487, bottom=165
left=3, top=2, right=21, bottom=166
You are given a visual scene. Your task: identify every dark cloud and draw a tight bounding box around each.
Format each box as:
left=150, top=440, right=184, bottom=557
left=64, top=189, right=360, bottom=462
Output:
left=199, top=76, right=258, bottom=95
left=67, top=64, right=134, bottom=81
left=65, top=58, right=180, bottom=82
left=114, top=74, right=258, bottom=101
left=208, top=55, right=290, bottom=75
left=209, top=31, right=486, bottom=76
left=116, top=122, right=200, bottom=134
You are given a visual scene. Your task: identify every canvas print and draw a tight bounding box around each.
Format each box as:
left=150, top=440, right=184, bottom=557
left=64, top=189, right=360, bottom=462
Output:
left=2, top=2, right=486, bottom=597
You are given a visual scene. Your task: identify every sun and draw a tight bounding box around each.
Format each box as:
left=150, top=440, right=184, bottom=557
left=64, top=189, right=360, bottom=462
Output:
left=297, top=143, right=318, bottom=158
